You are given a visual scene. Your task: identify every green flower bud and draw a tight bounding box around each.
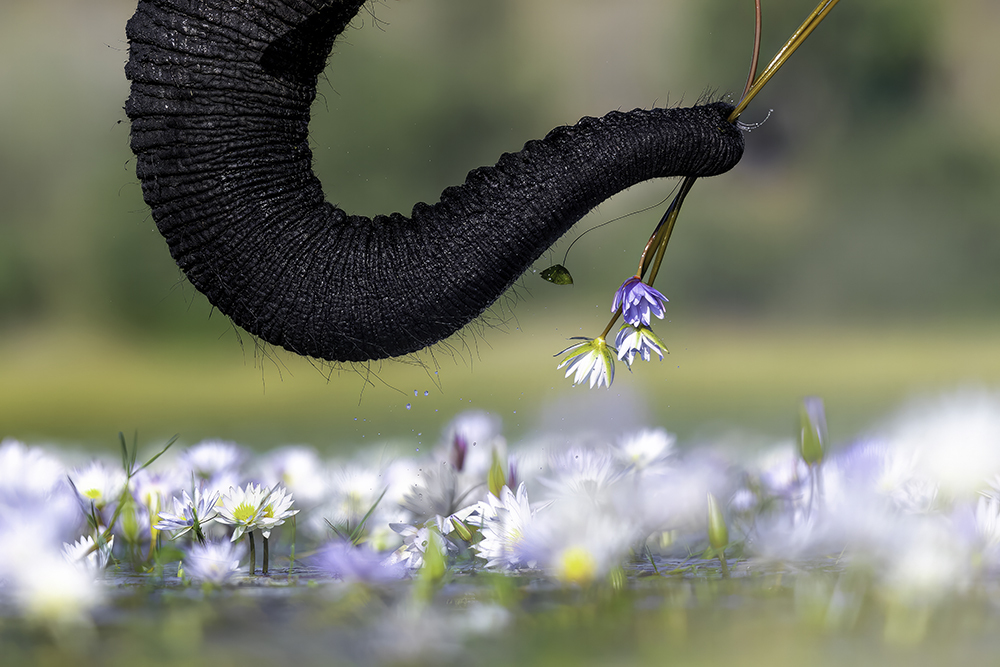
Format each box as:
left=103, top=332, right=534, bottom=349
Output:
left=707, top=493, right=728, bottom=551
left=451, top=517, right=473, bottom=543
left=488, top=448, right=507, bottom=497
left=799, top=396, right=827, bottom=467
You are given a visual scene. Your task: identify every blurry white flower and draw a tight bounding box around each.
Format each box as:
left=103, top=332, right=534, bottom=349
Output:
left=259, top=446, right=329, bottom=508
left=0, top=440, right=65, bottom=501
left=0, top=442, right=81, bottom=557
left=131, top=468, right=185, bottom=519
left=62, top=534, right=114, bottom=576
left=178, top=440, right=247, bottom=481
left=184, top=539, right=245, bottom=584
left=886, top=391, right=1000, bottom=500
left=318, top=463, right=385, bottom=534
left=386, top=523, right=452, bottom=571
left=401, top=464, right=477, bottom=523
left=539, top=447, right=620, bottom=504
left=69, top=460, right=126, bottom=511
left=613, top=429, right=676, bottom=471
left=974, top=494, right=1000, bottom=550
left=470, top=483, right=536, bottom=569
left=519, top=506, right=636, bottom=585
left=12, top=551, right=103, bottom=624
left=440, top=411, right=504, bottom=477
left=881, top=519, right=970, bottom=606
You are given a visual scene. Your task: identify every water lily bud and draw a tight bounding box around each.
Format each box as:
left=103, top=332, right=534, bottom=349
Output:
left=488, top=448, right=507, bottom=497
left=450, top=433, right=468, bottom=472
left=707, top=493, right=728, bottom=551
left=451, top=517, right=473, bottom=543
left=799, top=396, right=827, bottom=466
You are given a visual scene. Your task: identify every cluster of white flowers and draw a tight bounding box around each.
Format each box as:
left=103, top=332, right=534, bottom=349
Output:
left=4, top=391, right=1000, bottom=619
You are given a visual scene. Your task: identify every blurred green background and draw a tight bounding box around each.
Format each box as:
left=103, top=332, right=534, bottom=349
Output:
left=1, top=0, right=999, bottom=453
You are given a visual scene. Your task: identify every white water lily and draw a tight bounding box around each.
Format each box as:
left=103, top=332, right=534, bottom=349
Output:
left=184, top=539, right=245, bottom=584
left=470, top=483, right=536, bottom=570
left=62, top=534, right=114, bottom=576
left=614, top=324, right=666, bottom=366
left=155, top=487, right=221, bottom=540
left=613, top=428, right=676, bottom=471
left=257, top=485, right=299, bottom=539
left=69, top=460, right=126, bottom=511
left=178, top=440, right=247, bottom=481
left=556, top=337, right=615, bottom=389
left=216, top=483, right=268, bottom=542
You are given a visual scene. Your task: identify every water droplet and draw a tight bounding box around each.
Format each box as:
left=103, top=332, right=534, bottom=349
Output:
left=406, top=403, right=412, bottom=410
left=424, top=391, right=429, bottom=397
left=414, top=390, right=418, bottom=397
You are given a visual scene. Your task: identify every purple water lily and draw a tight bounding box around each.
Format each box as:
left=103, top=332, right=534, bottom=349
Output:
left=612, top=276, right=668, bottom=327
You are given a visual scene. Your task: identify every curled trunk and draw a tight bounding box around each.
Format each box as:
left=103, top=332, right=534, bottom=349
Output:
left=125, top=0, right=744, bottom=362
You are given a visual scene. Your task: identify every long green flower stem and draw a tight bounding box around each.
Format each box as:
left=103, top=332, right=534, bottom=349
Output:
left=247, top=532, right=256, bottom=576
left=644, top=176, right=697, bottom=287
left=597, top=177, right=695, bottom=340
left=729, top=0, right=842, bottom=122
left=263, top=536, right=270, bottom=576
left=718, top=550, right=731, bottom=579
left=597, top=0, right=839, bottom=344
left=288, top=516, right=297, bottom=577
left=192, top=517, right=207, bottom=546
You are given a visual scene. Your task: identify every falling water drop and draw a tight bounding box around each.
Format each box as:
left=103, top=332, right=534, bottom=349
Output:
left=406, top=403, right=412, bottom=410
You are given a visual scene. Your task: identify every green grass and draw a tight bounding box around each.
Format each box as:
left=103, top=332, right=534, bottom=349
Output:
left=3, top=317, right=999, bottom=454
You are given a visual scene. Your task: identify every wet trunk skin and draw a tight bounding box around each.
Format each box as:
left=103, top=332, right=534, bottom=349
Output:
left=125, top=0, right=744, bottom=363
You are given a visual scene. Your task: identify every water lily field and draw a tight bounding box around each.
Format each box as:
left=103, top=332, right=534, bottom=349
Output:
left=5, top=321, right=1000, bottom=666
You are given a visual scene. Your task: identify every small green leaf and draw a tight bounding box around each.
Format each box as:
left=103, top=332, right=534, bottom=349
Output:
left=540, top=264, right=573, bottom=285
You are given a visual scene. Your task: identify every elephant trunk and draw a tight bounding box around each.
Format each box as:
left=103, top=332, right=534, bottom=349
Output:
left=125, top=0, right=744, bottom=363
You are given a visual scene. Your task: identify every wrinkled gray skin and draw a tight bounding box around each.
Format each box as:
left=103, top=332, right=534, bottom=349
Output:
left=125, top=0, right=744, bottom=362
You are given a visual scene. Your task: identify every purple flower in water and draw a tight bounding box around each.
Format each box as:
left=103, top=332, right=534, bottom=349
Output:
left=313, top=539, right=406, bottom=583
left=614, top=324, right=666, bottom=366
left=612, top=276, right=668, bottom=327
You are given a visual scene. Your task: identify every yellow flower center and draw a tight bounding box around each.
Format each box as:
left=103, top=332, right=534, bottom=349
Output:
left=232, top=502, right=257, bottom=524
left=556, top=546, right=597, bottom=585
